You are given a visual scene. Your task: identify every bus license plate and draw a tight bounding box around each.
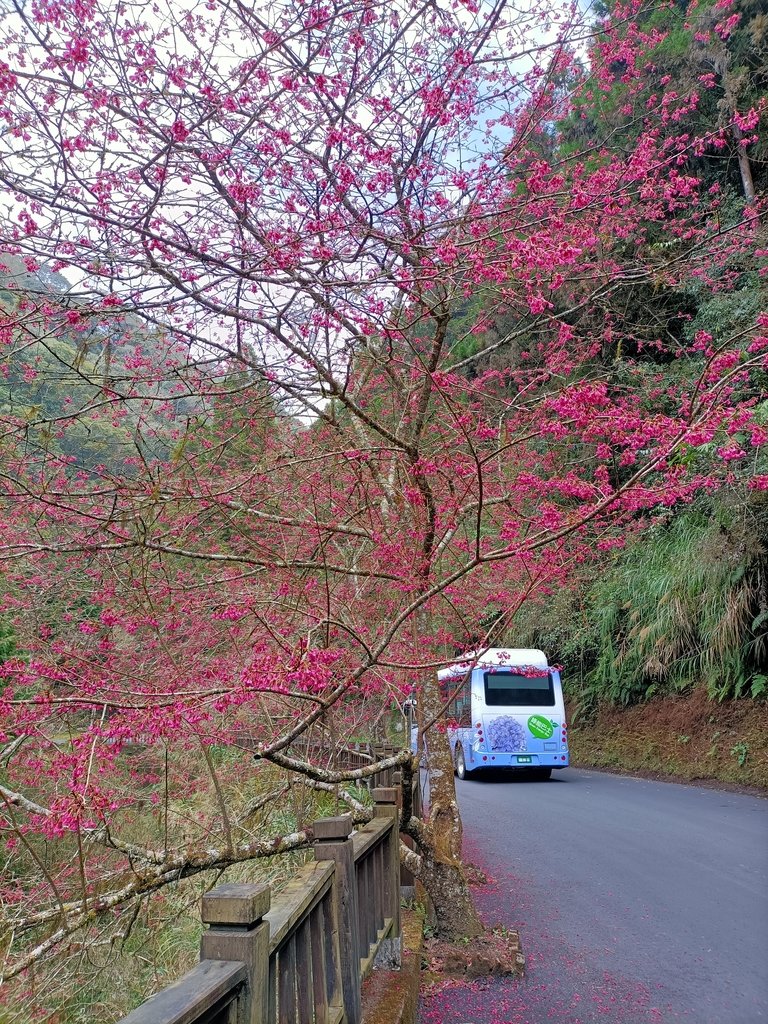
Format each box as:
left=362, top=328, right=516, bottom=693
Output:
left=517, top=756, right=532, bottom=764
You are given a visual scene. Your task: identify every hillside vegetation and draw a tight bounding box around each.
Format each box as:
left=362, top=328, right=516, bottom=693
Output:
left=570, top=688, right=768, bottom=789
left=483, top=0, right=768, bottom=758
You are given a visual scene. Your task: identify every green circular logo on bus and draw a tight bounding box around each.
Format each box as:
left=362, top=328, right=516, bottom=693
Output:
left=527, top=715, right=554, bottom=739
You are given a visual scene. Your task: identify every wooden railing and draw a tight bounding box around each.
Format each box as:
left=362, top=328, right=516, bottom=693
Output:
left=119, top=787, right=405, bottom=1024
left=265, top=858, right=344, bottom=1024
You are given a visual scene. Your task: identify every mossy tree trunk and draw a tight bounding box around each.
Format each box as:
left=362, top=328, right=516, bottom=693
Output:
left=402, top=670, right=483, bottom=940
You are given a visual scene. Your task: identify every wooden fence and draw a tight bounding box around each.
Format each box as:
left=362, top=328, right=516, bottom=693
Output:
left=119, top=786, right=408, bottom=1024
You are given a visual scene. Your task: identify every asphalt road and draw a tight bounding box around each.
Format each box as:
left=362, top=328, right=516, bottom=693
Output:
left=419, top=768, right=768, bottom=1024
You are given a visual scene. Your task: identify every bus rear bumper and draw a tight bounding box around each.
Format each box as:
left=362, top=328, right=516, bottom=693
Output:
left=468, top=750, right=569, bottom=770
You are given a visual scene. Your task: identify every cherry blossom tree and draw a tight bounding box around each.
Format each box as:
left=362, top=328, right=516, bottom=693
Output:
left=0, top=0, right=765, bottom=1012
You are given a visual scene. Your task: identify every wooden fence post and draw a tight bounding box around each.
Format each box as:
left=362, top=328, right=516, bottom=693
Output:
left=200, top=883, right=270, bottom=1024
left=313, top=813, right=361, bottom=1024
left=392, top=771, right=404, bottom=810
left=372, top=786, right=402, bottom=968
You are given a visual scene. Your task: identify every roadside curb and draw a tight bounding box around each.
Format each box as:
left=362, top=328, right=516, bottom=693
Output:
left=572, top=760, right=768, bottom=798
left=361, top=909, right=424, bottom=1024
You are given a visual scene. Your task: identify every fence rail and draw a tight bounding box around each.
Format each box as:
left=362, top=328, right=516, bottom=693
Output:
left=265, top=859, right=343, bottom=1024
left=119, top=779, right=410, bottom=1024
left=118, top=959, right=248, bottom=1024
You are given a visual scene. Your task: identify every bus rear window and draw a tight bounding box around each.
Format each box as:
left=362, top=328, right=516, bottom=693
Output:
left=484, top=670, right=555, bottom=707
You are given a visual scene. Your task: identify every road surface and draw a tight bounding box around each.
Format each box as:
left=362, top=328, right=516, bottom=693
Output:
left=419, top=768, right=768, bottom=1024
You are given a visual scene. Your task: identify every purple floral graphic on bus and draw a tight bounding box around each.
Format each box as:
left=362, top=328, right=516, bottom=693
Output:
left=487, top=715, right=527, bottom=752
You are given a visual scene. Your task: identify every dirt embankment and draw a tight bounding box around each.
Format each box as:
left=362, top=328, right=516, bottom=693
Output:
left=569, top=688, right=768, bottom=792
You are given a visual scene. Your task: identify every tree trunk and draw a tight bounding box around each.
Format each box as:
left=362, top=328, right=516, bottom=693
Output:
left=419, top=848, right=484, bottom=939
left=408, top=669, right=484, bottom=940
left=733, top=122, right=757, bottom=208
left=714, top=47, right=758, bottom=213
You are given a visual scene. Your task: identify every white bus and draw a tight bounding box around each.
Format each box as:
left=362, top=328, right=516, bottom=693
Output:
left=414, top=648, right=569, bottom=780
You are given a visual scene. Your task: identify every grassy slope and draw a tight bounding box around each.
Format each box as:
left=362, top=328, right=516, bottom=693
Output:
left=569, top=689, right=768, bottom=790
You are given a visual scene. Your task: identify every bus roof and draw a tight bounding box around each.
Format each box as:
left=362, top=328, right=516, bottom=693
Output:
left=437, top=648, right=548, bottom=681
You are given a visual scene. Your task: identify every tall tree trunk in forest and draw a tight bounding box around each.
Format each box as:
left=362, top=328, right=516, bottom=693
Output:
left=712, top=46, right=758, bottom=213
left=733, top=122, right=757, bottom=208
